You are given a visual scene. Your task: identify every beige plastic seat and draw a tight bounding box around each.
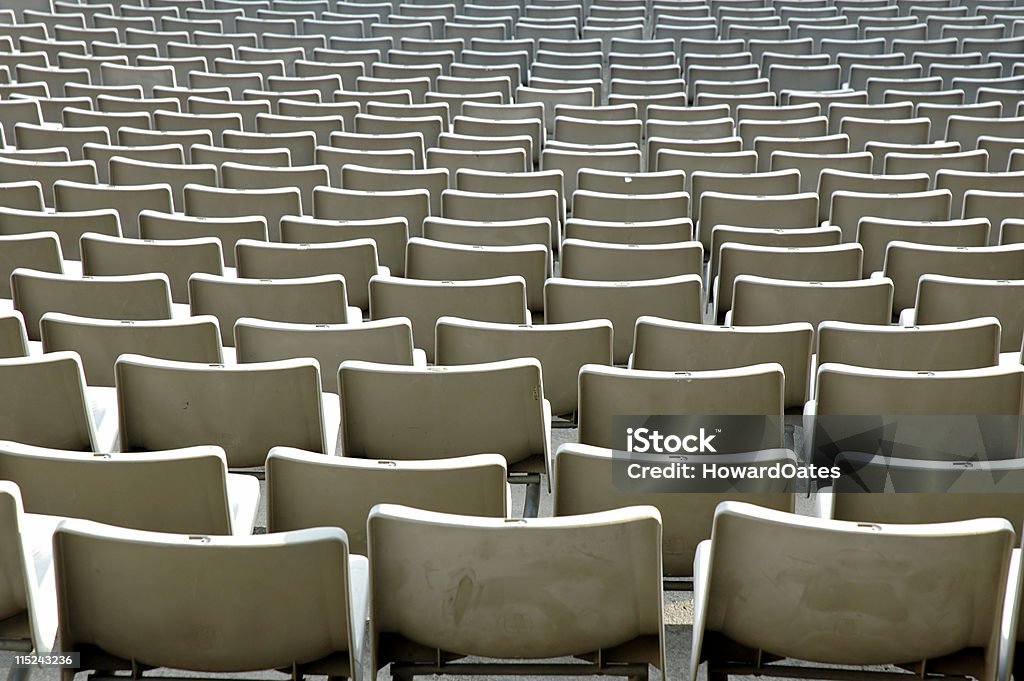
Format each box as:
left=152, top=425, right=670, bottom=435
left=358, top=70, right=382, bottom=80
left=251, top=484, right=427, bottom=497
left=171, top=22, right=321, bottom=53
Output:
left=769, top=151, right=873, bottom=192
left=314, top=186, right=430, bottom=239
left=110, top=157, right=217, bottom=212
left=189, top=273, right=355, bottom=347
left=631, top=318, right=813, bottom=412
left=691, top=168, right=801, bottom=231
left=369, top=503, right=662, bottom=676
left=708, top=225, right=844, bottom=283
left=339, top=358, right=550, bottom=498
left=655, top=150, right=757, bottom=188
left=882, top=242, right=1024, bottom=315
left=541, top=147, right=643, bottom=199
left=426, top=147, right=528, bottom=175
left=137, top=210, right=267, bottom=270
left=691, top=501, right=1014, bottom=681
left=116, top=354, right=334, bottom=466
left=340, top=164, right=448, bottom=216
left=441, top=188, right=561, bottom=250
left=14, top=122, right=110, bottom=161
left=571, top=190, right=691, bottom=224
left=0, top=441, right=258, bottom=535
left=0, top=158, right=97, bottom=208
left=578, top=363, right=786, bottom=451
left=907, top=274, right=1024, bottom=353
left=560, top=239, right=703, bottom=281
left=0, top=480, right=59, bottom=664
left=817, top=318, right=1001, bottom=373
left=828, top=188, right=953, bottom=243
left=817, top=169, right=932, bottom=223
left=235, top=238, right=382, bottom=312
left=554, top=443, right=796, bottom=580
left=963, top=190, right=1024, bottom=245
left=221, top=162, right=329, bottom=216
left=405, top=238, right=548, bottom=312
left=0, top=207, right=121, bottom=262
left=808, top=363, right=1024, bottom=462
left=12, top=269, right=174, bottom=342
left=0, top=180, right=45, bottom=212
left=369, top=275, right=528, bottom=362
left=266, top=447, right=507, bottom=553
left=546, top=275, right=703, bottom=364
left=935, top=169, right=1024, bottom=217
left=729, top=276, right=894, bottom=331
left=454, top=168, right=565, bottom=219
left=235, top=317, right=420, bottom=392
left=856, top=216, right=991, bottom=276
left=699, top=192, right=819, bottom=251
left=563, top=217, right=695, bottom=245
left=0, top=231, right=64, bottom=300
left=576, top=169, right=686, bottom=195
left=435, top=316, right=612, bottom=419
left=80, top=232, right=223, bottom=305
left=0, top=352, right=117, bottom=452
left=184, top=184, right=300, bottom=243
left=53, top=519, right=367, bottom=681
left=0, top=311, right=28, bottom=359
left=53, top=181, right=173, bottom=240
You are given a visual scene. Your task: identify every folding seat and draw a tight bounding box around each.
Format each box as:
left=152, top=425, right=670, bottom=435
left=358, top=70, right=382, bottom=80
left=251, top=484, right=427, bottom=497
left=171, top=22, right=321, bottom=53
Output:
left=632, top=318, right=814, bottom=412
left=515, top=85, right=595, bottom=133
left=185, top=184, right=301, bottom=244
left=692, top=502, right=1014, bottom=681
left=714, top=243, right=863, bottom=322
left=341, top=164, right=447, bottom=217
left=100, top=62, right=176, bottom=98
left=769, top=150, right=872, bottom=192
left=708, top=223, right=844, bottom=279
left=837, top=115, right=931, bottom=152
left=80, top=143, right=183, bottom=185
left=906, top=274, right=1024, bottom=353
left=646, top=117, right=737, bottom=144
left=117, top=353, right=334, bottom=465
left=572, top=189, right=691, bottom=226
left=737, top=116, right=830, bottom=151
left=221, top=129, right=318, bottom=167
left=48, top=183, right=164, bottom=242
left=189, top=72, right=264, bottom=101
left=856, top=216, right=991, bottom=276
left=729, top=275, right=893, bottom=332
left=405, top=238, right=548, bottom=312
left=14, top=64, right=89, bottom=99
left=0, top=99, right=42, bottom=145
left=578, top=362, right=785, bottom=451
left=330, top=126, right=424, bottom=168
left=153, top=110, right=243, bottom=148
left=560, top=239, right=702, bottom=282
left=451, top=113, right=541, bottom=164
left=184, top=97, right=268, bottom=134
left=1, top=440, right=258, bottom=535
left=0, top=233, right=63, bottom=300
left=947, top=116, right=1024, bottom=158
left=0, top=352, right=116, bottom=451
left=189, top=273, right=355, bottom=347
left=817, top=317, right=1001, bottom=375
left=366, top=101, right=451, bottom=130
left=963, top=190, right=1024, bottom=244
left=213, top=55, right=284, bottom=81
left=884, top=149, right=989, bottom=181
left=653, top=149, right=754, bottom=187
left=817, top=169, right=931, bottom=223
left=576, top=168, right=686, bottom=195
left=955, top=75, right=1024, bottom=104
left=976, top=136, right=1024, bottom=173
left=553, top=115, right=643, bottom=149
left=219, top=162, right=328, bottom=217
left=541, top=147, right=642, bottom=199
left=235, top=316, right=420, bottom=393
left=107, top=158, right=215, bottom=214
left=281, top=215, right=408, bottom=276
left=0, top=207, right=119, bottom=265
left=1012, top=148, right=1024, bottom=171
left=441, top=188, right=560, bottom=248
left=369, top=275, right=527, bottom=360
left=55, top=518, right=367, bottom=679
left=935, top=168, right=1024, bottom=217
left=314, top=186, right=429, bottom=242
left=0, top=481, right=58, bottom=665
left=829, top=188, right=952, bottom=243
left=11, top=123, right=107, bottom=163
left=863, top=139, right=963, bottom=173
left=690, top=167, right=800, bottom=227
left=427, top=147, right=528, bottom=175
left=118, top=126, right=215, bottom=155
left=235, top=238, right=382, bottom=312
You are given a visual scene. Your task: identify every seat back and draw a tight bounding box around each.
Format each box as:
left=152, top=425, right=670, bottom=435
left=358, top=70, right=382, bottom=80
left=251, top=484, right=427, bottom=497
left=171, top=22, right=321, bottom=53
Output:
left=578, top=363, right=785, bottom=450
left=0, top=441, right=235, bottom=534
left=369, top=503, right=663, bottom=670
left=54, top=520, right=360, bottom=676
left=914, top=274, right=1024, bottom=352
left=338, top=359, right=547, bottom=468
left=116, top=355, right=327, bottom=467
left=0, top=352, right=96, bottom=451
left=731, top=275, right=893, bottom=330
left=266, top=447, right=508, bottom=553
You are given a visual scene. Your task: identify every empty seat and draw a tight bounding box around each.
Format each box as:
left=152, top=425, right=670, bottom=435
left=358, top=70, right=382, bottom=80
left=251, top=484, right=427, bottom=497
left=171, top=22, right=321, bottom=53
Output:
left=0, top=441, right=258, bottom=535
left=266, top=447, right=507, bottom=553
left=368, top=504, right=663, bottom=680
left=545, top=275, right=703, bottom=364
left=560, top=239, right=703, bottom=281
left=116, top=354, right=334, bottom=467
left=729, top=276, right=894, bottom=330
left=0, top=207, right=120, bottom=261
left=856, top=216, right=991, bottom=275
left=907, top=274, right=1024, bottom=352
left=53, top=519, right=367, bottom=681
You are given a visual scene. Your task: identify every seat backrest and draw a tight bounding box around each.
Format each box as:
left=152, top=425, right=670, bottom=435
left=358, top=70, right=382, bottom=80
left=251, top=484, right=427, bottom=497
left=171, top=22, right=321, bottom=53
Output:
left=435, top=316, right=613, bottom=417
left=813, top=362, right=1024, bottom=461
left=54, top=520, right=360, bottom=677
left=368, top=503, right=663, bottom=671
left=856, top=216, right=991, bottom=276
left=0, top=352, right=96, bottom=451
left=883, top=242, right=1024, bottom=313
left=189, top=273, right=350, bottom=346
left=338, top=358, right=547, bottom=467
left=578, top=363, right=785, bottom=450
left=695, top=501, right=1013, bottom=678
left=559, top=238, right=703, bottom=281
left=545, top=274, right=703, bottom=364
left=115, top=354, right=327, bottom=467
left=817, top=318, right=1000, bottom=372
left=12, top=269, right=172, bottom=342
left=40, top=312, right=222, bottom=388
left=632, top=318, right=814, bottom=411
left=0, top=206, right=121, bottom=260
left=266, top=447, right=508, bottom=554
left=0, top=441, right=237, bottom=534
left=0, top=480, right=52, bottom=654
left=731, top=275, right=894, bottom=330
left=369, top=275, right=528, bottom=361
left=0, top=232, right=62, bottom=299
left=554, top=443, right=795, bottom=577
left=915, top=274, right=1024, bottom=351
